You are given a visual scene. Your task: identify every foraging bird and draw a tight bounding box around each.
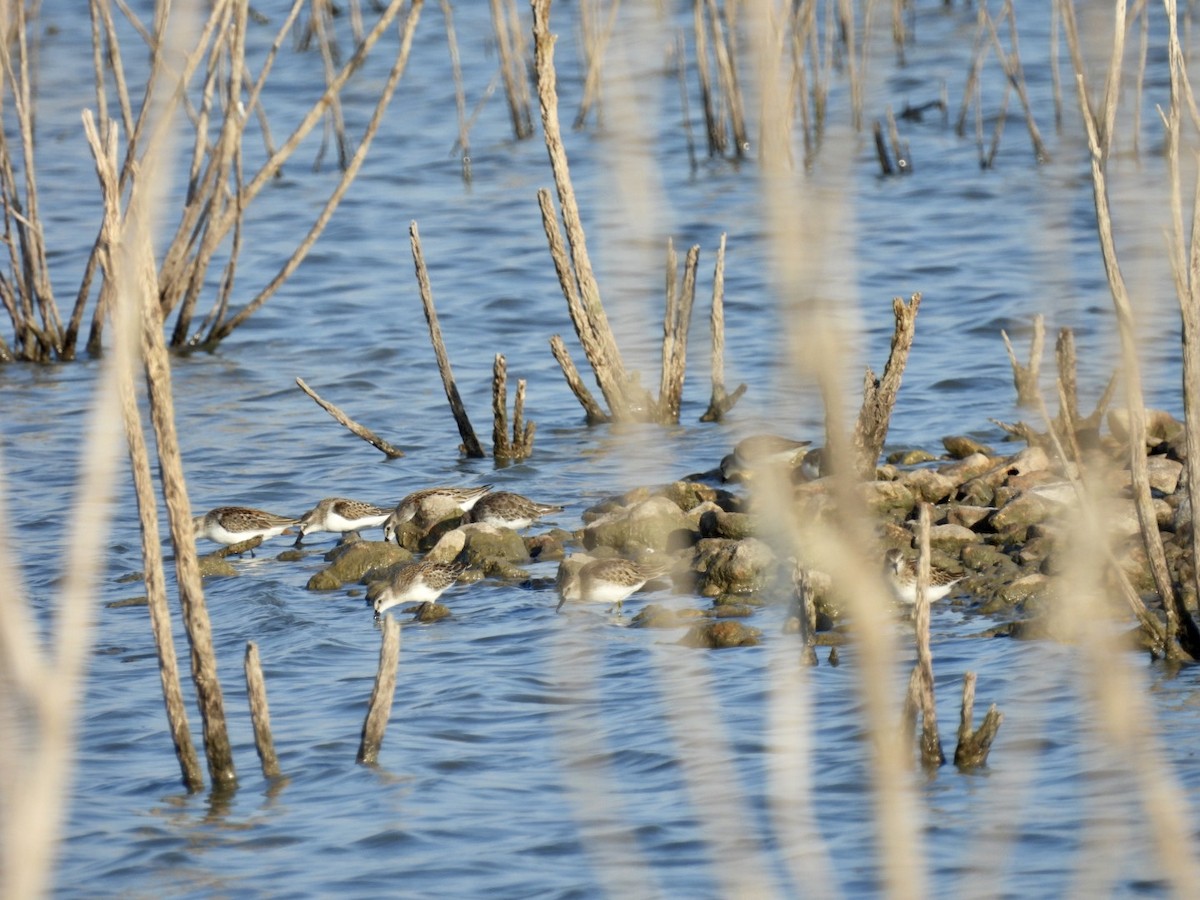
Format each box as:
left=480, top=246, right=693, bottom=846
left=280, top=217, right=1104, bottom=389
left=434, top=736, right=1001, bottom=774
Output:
left=883, top=549, right=962, bottom=605
left=193, top=506, right=300, bottom=549
left=372, top=559, right=466, bottom=618
left=382, top=485, right=493, bottom=541
left=294, top=497, right=391, bottom=546
left=556, top=557, right=668, bottom=613
left=466, top=491, right=564, bottom=530
left=720, top=434, right=813, bottom=482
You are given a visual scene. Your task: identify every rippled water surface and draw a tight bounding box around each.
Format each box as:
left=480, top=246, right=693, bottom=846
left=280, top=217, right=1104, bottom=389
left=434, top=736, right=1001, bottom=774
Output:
left=5, top=2, right=1200, bottom=897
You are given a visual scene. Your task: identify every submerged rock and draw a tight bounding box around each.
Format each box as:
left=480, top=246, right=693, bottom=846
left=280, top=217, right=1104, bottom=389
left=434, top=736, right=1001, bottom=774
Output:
left=678, top=619, right=762, bottom=648
left=307, top=541, right=413, bottom=591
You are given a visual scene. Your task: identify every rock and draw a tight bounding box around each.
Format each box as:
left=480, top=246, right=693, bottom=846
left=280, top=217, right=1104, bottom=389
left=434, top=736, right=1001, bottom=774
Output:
left=1147, top=456, right=1184, bottom=495
left=660, top=480, right=740, bottom=513
left=938, top=452, right=995, bottom=485
left=583, top=496, right=697, bottom=554
left=411, top=601, right=452, bottom=623
left=631, top=604, right=706, bottom=628
left=988, top=492, right=1053, bottom=533
left=693, top=538, right=776, bottom=596
left=458, top=523, right=528, bottom=565
left=979, top=573, right=1050, bottom=613
left=860, top=481, right=916, bottom=515
left=960, top=543, right=1018, bottom=572
left=945, top=504, right=993, bottom=529
left=1108, top=409, right=1184, bottom=445
left=425, top=529, right=467, bottom=563
left=903, top=468, right=957, bottom=504
left=308, top=541, right=413, bottom=591
left=525, top=531, right=568, bottom=561
left=197, top=555, right=238, bottom=578
left=698, top=510, right=757, bottom=540
left=477, top=559, right=530, bottom=580
left=678, top=620, right=762, bottom=648
left=943, top=435, right=995, bottom=458
left=887, top=448, right=938, bottom=465
left=928, top=523, right=980, bottom=548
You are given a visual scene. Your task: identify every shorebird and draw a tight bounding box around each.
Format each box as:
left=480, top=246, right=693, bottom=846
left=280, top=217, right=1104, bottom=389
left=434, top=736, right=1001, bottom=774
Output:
left=294, top=497, right=391, bottom=546
left=193, top=506, right=300, bottom=551
left=382, top=485, right=492, bottom=541
left=372, top=559, right=466, bottom=618
left=466, top=491, right=564, bottom=530
left=720, top=434, right=813, bottom=482
left=883, top=548, right=962, bottom=605
left=556, top=557, right=668, bottom=613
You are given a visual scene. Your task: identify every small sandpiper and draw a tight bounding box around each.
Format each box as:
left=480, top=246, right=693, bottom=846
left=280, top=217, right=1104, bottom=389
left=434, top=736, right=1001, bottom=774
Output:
left=883, top=548, right=962, bottom=604
left=556, top=557, right=669, bottom=613
left=720, top=434, right=813, bottom=482
left=294, top=497, right=391, bottom=546
left=466, top=491, right=564, bottom=530
left=193, top=506, right=300, bottom=550
left=372, top=559, right=466, bottom=618
left=383, top=485, right=493, bottom=541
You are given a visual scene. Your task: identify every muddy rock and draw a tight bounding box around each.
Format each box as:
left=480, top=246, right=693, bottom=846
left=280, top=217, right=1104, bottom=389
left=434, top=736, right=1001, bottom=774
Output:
left=943, top=435, right=995, bottom=459
left=477, top=558, right=531, bottom=581
left=197, top=555, right=238, bottom=578
left=1108, top=408, right=1184, bottom=445
left=631, top=603, right=706, bottom=629
left=928, top=523, right=980, bottom=549
left=525, top=530, right=569, bottom=561
left=944, top=504, right=993, bottom=529
left=861, top=480, right=916, bottom=516
left=1147, top=456, right=1184, bottom=495
left=887, top=448, right=938, bottom=466
left=458, top=523, right=529, bottom=565
left=306, top=541, right=414, bottom=591
left=697, top=509, right=756, bottom=541
left=988, top=492, right=1053, bottom=533
left=660, top=480, right=740, bottom=513
left=939, top=452, right=995, bottom=486
left=411, top=601, right=452, bottom=623
left=692, top=537, right=776, bottom=596
left=902, top=468, right=957, bottom=504
left=583, top=496, right=697, bottom=554
left=678, top=619, right=762, bottom=648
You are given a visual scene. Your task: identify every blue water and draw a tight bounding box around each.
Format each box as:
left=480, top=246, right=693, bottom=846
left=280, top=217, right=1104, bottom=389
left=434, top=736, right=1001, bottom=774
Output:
left=3, top=2, right=1198, bottom=897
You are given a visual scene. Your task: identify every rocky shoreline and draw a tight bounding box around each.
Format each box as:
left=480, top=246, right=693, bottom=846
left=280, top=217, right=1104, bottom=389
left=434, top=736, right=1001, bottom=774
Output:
left=269, top=409, right=1191, bottom=652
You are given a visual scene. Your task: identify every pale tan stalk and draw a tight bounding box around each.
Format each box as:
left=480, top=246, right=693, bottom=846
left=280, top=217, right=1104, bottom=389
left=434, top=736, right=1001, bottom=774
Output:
left=244, top=643, right=282, bottom=779
left=409, top=221, right=485, bottom=458
left=357, top=617, right=401, bottom=765
left=84, top=110, right=204, bottom=793
left=296, top=377, right=405, bottom=459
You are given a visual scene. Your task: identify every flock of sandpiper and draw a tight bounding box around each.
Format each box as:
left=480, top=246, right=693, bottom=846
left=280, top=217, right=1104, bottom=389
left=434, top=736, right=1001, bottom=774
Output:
left=190, top=435, right=961, bottom=622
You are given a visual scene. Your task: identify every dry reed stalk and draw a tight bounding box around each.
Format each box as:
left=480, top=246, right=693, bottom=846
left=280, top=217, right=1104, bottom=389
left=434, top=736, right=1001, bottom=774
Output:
left=657, top=241, right=699, bottom=423
left=838, top=0, right=863, bottom=131
left=791, top=562, right=819, bottom=667
left=244, top=642, right=282, bottom=780
left=309, top=0, right=352, bottom=172
left=409, top=221, right=486, bottom=458
left=700, top=233, right=746, bottom=422
left=531, top=7, right=646, bottom=421
left=901, top=504, right=944, bottom=769
left=85, top=111, right=205, bottom=793
left=1001, top=313, right=1044, bottom=407
left=851, top=293, right=920, bottom=480
left=439, top=0, right=472, bottom=182
left=203, top=0, right=423, bottom=346
left=0, top=99, right=150, bottom=898
left=1051, top=491, right=1200, bottom=891
left=991, top=0, right=1051, bottom=162
left=956, top=1, right=990, bottom=138
left=1162, top=0, right=1200, bottom=658
left=357, top=616, right=401, bottom=765
left=740, top=3, right=925, bottom=889
left=548, top=334, right=610, bottom=424
left=573, top=0, right=621, bottom=130
left=489, top=0, right=534, bottom=140
left=675, top=30, right=699, bottom=172
left=872, top=120, right=894, bottom=175
left=693, top=0, right=724, bottom=156
left=295, top=377, right=405, bottom=459
left=1061, top=0, right=1194, bottom=659
left=704, top=0, right=748, bottom=156
left=953, top=672, right=1002, bottom=770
